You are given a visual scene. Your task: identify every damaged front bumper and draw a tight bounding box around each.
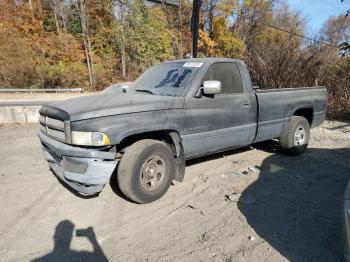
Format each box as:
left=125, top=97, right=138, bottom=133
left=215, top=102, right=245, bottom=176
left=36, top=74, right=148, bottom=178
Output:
left=38, top=131, right=118, bottom=195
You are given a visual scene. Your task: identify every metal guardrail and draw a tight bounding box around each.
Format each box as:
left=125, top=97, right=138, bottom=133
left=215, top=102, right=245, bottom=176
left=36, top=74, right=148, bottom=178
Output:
left=0, top=88, right=83, bottom=93
left=147, top=0, right=180, bottom=7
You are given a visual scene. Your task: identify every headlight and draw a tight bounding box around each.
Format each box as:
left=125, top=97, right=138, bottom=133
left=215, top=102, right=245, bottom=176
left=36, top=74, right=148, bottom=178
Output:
left=71, top=131, right=111, bottom=146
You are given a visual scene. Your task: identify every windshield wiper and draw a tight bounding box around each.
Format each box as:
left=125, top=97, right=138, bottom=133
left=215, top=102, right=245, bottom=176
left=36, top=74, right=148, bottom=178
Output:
left=134, top=89, right=154, bottom=95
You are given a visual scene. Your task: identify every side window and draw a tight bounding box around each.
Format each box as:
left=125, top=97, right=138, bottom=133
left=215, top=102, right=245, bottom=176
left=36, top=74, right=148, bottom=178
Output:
left=203, top=63, right=243, bottom=94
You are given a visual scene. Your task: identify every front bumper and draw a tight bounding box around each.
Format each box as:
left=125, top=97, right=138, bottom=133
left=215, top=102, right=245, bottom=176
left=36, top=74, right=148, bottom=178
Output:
left=38, top=131, right=118, bottom=195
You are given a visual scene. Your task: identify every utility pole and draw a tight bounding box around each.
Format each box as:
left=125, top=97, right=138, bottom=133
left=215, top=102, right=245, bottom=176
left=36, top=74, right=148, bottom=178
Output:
left=191, top=0, right=202, bottom=58
left=147, top=0, right=201, bottom=58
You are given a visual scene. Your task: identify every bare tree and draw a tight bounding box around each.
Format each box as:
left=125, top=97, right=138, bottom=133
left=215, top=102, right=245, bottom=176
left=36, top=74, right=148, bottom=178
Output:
left=114, top=0, right=128, bottom=78
left=120, top=4, right=127, bottom=78
left=28, top=0, right=35, bottom=20
left=77, top=0, right=94, bottom=89
left=47, top=0, right=62, bottom=37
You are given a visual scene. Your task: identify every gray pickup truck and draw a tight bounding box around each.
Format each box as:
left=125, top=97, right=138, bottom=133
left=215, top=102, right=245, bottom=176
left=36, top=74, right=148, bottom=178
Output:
left=38, top=58, right=327, bottom=203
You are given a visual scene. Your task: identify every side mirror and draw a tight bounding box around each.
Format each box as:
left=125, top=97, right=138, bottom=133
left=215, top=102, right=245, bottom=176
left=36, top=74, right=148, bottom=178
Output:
left=203, top=81, right=222, bottom=95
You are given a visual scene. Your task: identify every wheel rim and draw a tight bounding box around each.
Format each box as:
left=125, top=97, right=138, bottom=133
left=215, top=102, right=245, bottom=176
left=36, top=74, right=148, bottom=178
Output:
left=294, top=125, right=306, bottom=146
left=140, top=155, right=167, bottom=191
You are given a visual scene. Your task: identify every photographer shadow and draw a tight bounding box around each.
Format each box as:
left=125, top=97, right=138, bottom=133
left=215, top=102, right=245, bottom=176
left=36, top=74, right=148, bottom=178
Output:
left=32, top=220, right=107, bottom=262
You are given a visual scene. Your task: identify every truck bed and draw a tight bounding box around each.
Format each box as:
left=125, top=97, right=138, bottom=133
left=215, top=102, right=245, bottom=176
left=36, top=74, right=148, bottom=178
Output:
left=254, top=86, right=327, bottom=143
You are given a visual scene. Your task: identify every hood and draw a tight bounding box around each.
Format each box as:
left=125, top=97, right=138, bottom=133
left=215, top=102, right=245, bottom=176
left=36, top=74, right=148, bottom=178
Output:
left=49, top=92, right=184, bottom=121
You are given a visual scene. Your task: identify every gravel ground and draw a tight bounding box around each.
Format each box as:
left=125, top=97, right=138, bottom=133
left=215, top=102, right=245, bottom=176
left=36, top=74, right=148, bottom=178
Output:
left=0, top=121, right=349, bottom=262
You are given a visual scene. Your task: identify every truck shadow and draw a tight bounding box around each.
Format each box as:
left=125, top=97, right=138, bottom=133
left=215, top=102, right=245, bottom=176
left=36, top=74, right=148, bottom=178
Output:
left=31, top=220, right=108, bottom=262
left=238, top=146, right=350, bottom=262
left=109, top=170, right=138, bottom=203
left=53, top=175, right=99, bottom=199
left=186, top=146, right=252, bottom=167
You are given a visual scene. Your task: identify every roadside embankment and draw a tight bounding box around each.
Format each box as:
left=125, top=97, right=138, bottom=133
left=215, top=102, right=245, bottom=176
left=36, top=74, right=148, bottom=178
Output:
left=0, top=93, right=90, bottom=124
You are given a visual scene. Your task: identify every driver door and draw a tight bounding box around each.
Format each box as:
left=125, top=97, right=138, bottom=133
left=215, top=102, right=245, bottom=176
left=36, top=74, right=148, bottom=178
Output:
left=182, top=62, right=257, bottom=158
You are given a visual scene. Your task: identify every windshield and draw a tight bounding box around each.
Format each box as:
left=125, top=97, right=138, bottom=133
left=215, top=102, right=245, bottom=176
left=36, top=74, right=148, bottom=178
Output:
left=131, top=62, right=202, bottom=96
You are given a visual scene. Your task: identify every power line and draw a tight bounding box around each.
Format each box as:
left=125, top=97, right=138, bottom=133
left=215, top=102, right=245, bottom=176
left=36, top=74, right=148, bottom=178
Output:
left=340, top=0, right=350, bottom=7
left=320, top=0, right=344, bottom=11
left=233, top=9, right=337, bottom=48
left=256, top=18, right=337, bottom=48
left=214, top=6, right=338, bottom=48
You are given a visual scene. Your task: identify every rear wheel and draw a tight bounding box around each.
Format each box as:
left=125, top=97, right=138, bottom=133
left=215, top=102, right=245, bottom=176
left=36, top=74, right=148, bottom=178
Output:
left=117, top=139, right=176, bottom=203
left=279, top=116, right=310, bottom=156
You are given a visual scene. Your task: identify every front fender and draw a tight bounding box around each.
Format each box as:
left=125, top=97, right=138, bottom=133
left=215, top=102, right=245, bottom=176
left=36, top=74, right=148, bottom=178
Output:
left=114, top=124, right=183, bottom=144
left=71, top=109, right=185, bottom=145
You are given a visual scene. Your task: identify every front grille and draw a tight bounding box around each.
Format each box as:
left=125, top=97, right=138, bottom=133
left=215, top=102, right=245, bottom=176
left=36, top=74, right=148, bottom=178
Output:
left=39, top=113, right=66, bottom=142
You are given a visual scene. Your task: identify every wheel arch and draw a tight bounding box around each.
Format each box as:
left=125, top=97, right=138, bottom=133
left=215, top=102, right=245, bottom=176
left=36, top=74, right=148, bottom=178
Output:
left=293, top=107, right=313, bottom=125
left=117, top=129, right=185, bottom=182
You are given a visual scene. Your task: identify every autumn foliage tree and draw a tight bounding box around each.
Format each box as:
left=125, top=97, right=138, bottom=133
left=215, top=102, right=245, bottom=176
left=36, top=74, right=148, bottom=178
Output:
left=0, top=0, right=349, bottom=115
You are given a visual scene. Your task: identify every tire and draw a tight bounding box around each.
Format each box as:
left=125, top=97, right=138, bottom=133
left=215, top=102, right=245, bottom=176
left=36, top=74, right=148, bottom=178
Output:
left=279, top=116, right=310, bottom=156
left=117, top=139, right=176, bottom=203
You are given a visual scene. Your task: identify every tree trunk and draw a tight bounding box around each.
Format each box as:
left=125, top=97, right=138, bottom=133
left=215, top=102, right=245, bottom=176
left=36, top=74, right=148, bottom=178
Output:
left=121, top=40, right=126, bottom=78
left=178, top=0, right=183, bottom=58
left=78, top=0, right=94, bottom=90
left=49, top=0, right=62, bottom=38
left=28, top=0, right=35, bottom=20
left=60, top=5, right=67, bottom=32
left=53, top=11, right=61, bottom=37
left=120, top=5, right=127, bottom=78
left=83, top=37, right=94, bottom=88
left=208, top=4, right=214, bottom=39
left=33, top=0, right=44, bottom=28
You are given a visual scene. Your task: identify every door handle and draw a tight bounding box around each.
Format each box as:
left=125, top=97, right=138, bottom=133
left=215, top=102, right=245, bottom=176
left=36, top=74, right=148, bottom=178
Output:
left=243, top=103, right=250, bottom=107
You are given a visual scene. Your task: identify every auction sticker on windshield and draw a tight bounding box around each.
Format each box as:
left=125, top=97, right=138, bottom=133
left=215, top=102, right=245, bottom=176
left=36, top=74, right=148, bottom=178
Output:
left=183, top=62, right=203, bottom=68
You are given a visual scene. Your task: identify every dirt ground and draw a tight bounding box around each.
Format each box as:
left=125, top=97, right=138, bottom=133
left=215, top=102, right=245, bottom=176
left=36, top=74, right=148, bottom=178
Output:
left=0, top=121, right=349, bottom=262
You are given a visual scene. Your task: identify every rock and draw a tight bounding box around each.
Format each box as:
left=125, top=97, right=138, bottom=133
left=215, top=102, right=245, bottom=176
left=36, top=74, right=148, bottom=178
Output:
left=225, top=193, right=241, bottom=202
left=242, top=171, right=249, bottom=175
left=249, top=236, right=255, bottom=241
left=248, top=166, right=257, bottom=173
left=225, top=192, right=256, bottom=204
left=199, top=174, right=209, bottom=182
left=229, top=172, right=241, bottom=176
left=232, top=185, right=241, bottom=194
left=224, top=194, right=231, bottom=201
left=201, top=232, right=210, bottom=242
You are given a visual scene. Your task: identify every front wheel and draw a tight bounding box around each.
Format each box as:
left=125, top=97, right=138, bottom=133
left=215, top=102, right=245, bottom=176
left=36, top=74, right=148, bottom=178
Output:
left=279, top=116, right=310, bottom=156
left=117, top=139, right=176, bottom=203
